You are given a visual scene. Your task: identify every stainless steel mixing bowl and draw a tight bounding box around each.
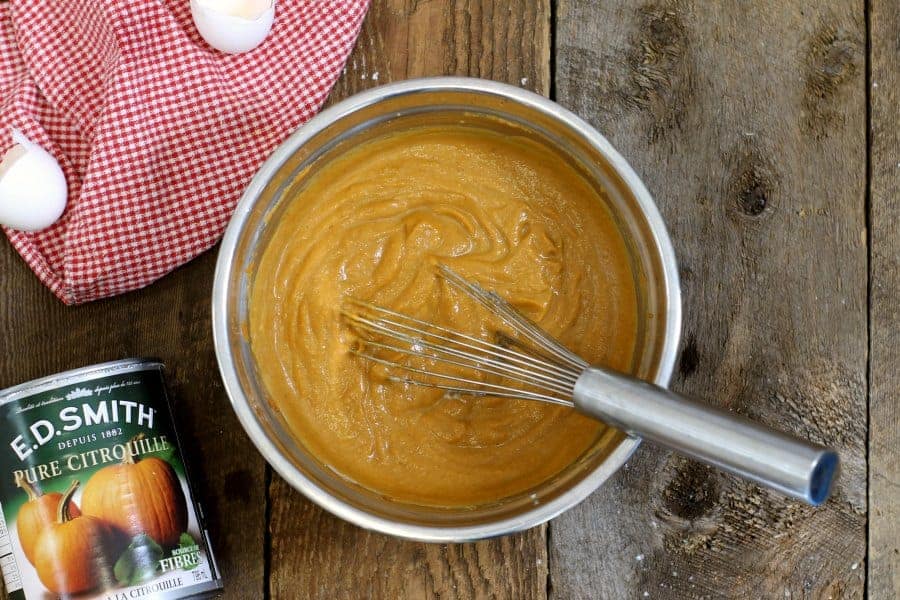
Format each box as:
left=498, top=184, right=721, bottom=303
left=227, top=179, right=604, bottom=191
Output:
left=212, top=77, right=682, bottom=542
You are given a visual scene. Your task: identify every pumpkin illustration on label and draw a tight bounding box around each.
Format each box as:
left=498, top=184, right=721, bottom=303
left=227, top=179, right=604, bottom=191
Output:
left=81, top=434, right=188, bottom=548
left=0, top=361, right=223, bottom=598
left=16, top=477, right=82, bottom=565
left=33, top=480, right=117, bottom=595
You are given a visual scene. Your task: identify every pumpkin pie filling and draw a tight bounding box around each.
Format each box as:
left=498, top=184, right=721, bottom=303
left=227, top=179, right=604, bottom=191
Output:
left=249, top=125, right=639, bottom=507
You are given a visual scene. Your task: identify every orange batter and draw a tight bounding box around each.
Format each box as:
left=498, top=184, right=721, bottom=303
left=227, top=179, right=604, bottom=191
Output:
left=249, top=125, right=638, bottom=506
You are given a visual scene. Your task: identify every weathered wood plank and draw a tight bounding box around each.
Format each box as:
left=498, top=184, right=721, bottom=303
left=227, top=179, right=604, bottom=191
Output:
left=551, top=1, right=867, bottom=598
left=328, top=0, right=549, bottom=101
left=267, top=2, right=552, bottom=599
left=269, top=476, right=548, bottom=599
left=0, top=248, right=267, bottom=599
left=868, top=0, right=899, bottom=597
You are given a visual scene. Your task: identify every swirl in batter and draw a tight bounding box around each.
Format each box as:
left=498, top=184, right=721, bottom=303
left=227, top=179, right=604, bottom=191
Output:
left=249, top=126, right=639, bottom=506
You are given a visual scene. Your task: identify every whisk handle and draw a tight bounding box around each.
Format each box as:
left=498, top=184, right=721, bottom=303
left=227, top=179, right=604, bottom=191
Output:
left=572, top=367, right=838, bottom=506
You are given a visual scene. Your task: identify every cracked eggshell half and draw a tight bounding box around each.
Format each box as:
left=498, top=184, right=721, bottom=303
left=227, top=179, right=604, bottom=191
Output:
left=191, top=0, right=276, bottom=54
left=0, top=130, right=68, bottom=232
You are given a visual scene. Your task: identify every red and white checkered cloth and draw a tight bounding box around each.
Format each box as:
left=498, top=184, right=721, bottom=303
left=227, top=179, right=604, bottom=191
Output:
left=0, top=0, right=368, bottom=304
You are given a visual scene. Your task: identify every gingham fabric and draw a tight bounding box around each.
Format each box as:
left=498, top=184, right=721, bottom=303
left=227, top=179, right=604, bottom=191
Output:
left=0, top=0, right=369, bottom=304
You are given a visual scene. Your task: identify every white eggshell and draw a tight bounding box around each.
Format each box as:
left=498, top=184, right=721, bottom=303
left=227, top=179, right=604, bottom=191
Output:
left=191, top=0, right=275, bottom=54
left=0, top=130, right=68, bottom=232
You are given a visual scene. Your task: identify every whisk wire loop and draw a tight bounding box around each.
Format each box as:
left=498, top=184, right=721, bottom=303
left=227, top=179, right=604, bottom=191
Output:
left=353, top=350, right=574, bottom=406
left=437, top=265, right=588, bottom=371
left=354, top=336, right=577, bottom=398
left=386, top=378, right=575, bottom=407
left=344, top=299, right=582, bottom=384
left=341, top=270, right=588, bottom=405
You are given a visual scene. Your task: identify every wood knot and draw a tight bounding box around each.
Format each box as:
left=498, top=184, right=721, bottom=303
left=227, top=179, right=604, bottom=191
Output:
left=620, top=1, right=693, bottom=140
left=660, top=461, right=721, bottom=522
left=645, top=6, right=684, bottom=49
left=728, top=153, right=778, bottom=220
left=678, top=336, right=699, bottom=378
left=737, top=170, right=770, bottom=216
left=802, top=23, right=860, bottom=135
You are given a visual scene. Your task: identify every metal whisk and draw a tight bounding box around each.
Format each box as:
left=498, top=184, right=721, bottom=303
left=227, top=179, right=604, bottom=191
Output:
left=343, top=266, right=838, bottom=506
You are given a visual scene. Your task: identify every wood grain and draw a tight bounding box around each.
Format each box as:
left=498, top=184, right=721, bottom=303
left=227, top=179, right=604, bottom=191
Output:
left=550, top=1, right=867, bottom=598
left=267, top=2, right=552, bottom=599
left=0, top=248, right=267, bottom=599
left=328, top=0, right=549, bottom=100
left=269, top=475, right=547, bottom=600
left=868, top=0, right=899, bottom=597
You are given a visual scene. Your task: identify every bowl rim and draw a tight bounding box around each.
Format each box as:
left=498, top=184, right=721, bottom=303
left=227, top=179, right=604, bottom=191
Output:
left=212, top=76, right=682, bottom=542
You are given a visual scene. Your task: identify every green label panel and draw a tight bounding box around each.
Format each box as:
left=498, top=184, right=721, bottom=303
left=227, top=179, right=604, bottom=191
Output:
left=0, top=363, right=221, bottom=599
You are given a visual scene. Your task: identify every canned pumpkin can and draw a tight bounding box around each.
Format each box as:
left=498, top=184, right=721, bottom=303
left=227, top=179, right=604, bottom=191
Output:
left=0, top=359, right=223, bottom=599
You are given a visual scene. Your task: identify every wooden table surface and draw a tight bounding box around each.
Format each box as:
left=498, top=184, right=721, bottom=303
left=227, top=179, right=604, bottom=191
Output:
left=1, top=1, right=897, bottom=598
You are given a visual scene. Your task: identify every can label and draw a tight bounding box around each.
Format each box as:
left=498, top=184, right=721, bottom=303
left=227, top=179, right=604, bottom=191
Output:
left=0, top=360, right=222, bottom=599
